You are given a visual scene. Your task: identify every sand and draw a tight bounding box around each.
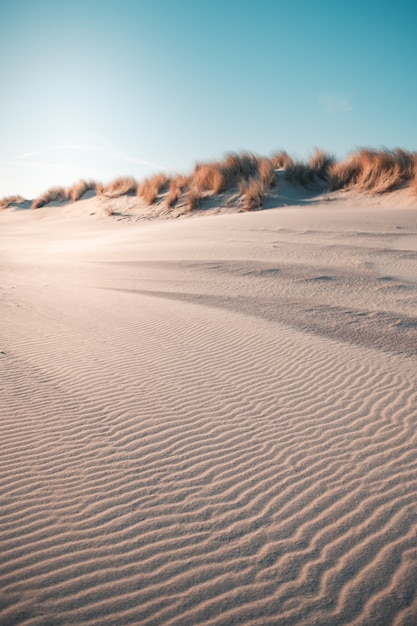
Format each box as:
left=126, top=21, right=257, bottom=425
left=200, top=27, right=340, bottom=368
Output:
left=1, top=187, right=417, bottom=625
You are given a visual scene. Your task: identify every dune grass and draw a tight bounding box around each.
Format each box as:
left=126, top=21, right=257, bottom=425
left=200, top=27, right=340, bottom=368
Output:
left=184, top=188, right=202, bottom=212
left=10, top=146, right=417, bottom=215
left=166, top=176, right=189, bottom=209
left=103, top=176, right=138, bottom=197
left=31, top=186, right=71, bottom=210
left=137, top=174, right=170, bottom=205
left=239, top=177, right=268, bottom=211
left=69, top=179, right=103, bottom=202
left=0, top=194, right=26, bottom=209
left=329, top=148, right=416, bottom=194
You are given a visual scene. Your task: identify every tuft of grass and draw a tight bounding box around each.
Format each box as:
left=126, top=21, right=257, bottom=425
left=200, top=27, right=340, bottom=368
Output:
left=257, top=157, right=276, bottom=187
left=69, top=179, right=102, bottom=202
left=224, top=152, right=259, bottom=180
left=138, top=174, right=170, bottom=205
left=0, top=194, right=25, bottom=209
left=239, top=177, right=267, bottom=211
left=191, top=162, right=230, bottom=194
left=184, top=188, right=202, bottom=212
left=329, top=148, right=417, bottom=194
left=309, top=149, right=335, bottom=180
left=103, top=176, right=138, bottom=197
left=285, top=149, right=335, bottom=188
left=413, top=155, right=417, bottom=195
left=31, top=186, right=70, bottom=209
left=271, top=151, right=294, bottom=170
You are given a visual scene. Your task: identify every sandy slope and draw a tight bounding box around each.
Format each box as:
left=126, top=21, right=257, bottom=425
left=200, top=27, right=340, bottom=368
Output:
left=1, top=190, right=417, bottom=625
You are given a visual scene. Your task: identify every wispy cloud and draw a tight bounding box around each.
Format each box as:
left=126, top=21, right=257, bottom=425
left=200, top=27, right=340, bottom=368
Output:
left=15, top=144, right=98, bottom=160
left=13, top=140, right=167, bottom=171
left=319, top=91, right=353, bottom=113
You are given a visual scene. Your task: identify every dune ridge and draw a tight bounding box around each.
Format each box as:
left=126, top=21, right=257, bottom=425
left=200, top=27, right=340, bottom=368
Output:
left=1, top=188, right=417, bottom=624
left=2, top=147, right=417, bottom=217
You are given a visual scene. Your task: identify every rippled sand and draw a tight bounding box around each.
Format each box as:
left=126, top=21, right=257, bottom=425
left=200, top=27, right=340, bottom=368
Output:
left=1, top=191, right=417, bottom=625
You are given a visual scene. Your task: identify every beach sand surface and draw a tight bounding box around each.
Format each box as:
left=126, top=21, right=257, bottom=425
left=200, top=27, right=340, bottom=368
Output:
left=1, top=189, right=417, bottom=625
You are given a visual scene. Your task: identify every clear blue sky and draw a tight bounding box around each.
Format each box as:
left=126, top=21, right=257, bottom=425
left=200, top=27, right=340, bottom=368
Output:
left=1, top=0, right=416, bottom=198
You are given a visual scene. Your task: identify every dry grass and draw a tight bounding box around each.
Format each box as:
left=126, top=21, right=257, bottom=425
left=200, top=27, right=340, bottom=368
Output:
left=239, top=177, right=267, bottom=211
left=9, top=147, right=417, bottom=216
left=103, top=176, right=138, bottom=197
left=191, top=153, right=276, bottom=197
left=191, top=162, right=230, bottom=194
left=69, top=179, right=102, bottom=202
left=138, top=174, right=170, bottom=205
left=31, top=186, right=70, bottom=209
left=271, top=151, right=294, bottom=170
left=413, top=155, right=417, bottom=195
left=257, top=158, right=276, bottom=187
left=285, top=149, right=335, bottom=188
left=184, top=189, right=202, bottom=212
left=329, top=148, right=417, bottom=194
left=225, top=152, right=259, bottom=180
left=0, top=194, right=25, bottom=209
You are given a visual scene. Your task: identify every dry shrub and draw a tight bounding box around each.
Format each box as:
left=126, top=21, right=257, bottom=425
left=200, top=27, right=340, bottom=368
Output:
left=0, top=194, right=25, bottom=209
left=138, top=174, right=170, bottom=205
left=271, top=151, right=294, bottom=170
left=104, top=176, right=138, bottom=197
left=31, top=186, right=70, bottom=209
left=69, top=179, right=102, bottom=202
left=239, top=177, right=266, bottom=211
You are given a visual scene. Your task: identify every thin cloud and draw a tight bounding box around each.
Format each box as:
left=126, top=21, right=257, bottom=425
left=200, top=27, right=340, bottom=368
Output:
left=319, top=91, right=353, bottom=113
left=15, top=144, right=97, bottom=160
left=13, top=141, right=167, bottom=171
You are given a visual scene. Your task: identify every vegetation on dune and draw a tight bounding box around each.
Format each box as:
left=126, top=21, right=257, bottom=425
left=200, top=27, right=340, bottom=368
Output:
left=31, top=186, right=71, bottom=210
left=3, top=147, right=416, bottom=216
left=102, top=176, right=138, bottom=197
left=329, top=148, right=416, bottom=194
left=69, top=179, right=103, bottom=202
left=137, top=173, right=171, bottom=205
left=0, top=194, right=26, bottom=209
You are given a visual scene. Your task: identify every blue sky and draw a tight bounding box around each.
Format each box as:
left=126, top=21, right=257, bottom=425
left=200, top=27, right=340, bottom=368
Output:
left=1, top=0, right=416, bottom=198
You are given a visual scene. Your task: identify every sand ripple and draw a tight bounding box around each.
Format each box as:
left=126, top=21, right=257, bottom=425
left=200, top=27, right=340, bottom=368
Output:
left=1, top=286, right=417, bottom=625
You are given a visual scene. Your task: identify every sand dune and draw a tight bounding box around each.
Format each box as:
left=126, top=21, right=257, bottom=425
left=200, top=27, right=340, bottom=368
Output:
left=1, top=190, right=417, bottom=624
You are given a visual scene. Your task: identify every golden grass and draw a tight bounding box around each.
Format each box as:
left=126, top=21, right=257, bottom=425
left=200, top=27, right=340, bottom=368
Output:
left=191, top=162, right=230, bottom=194
left=103, top=176, right=138, bottom=197
left=166, top=177, right=188, bottom=208
left=8, top=147, right=417, bottom=216
left=239, top=177, right=267, bottom=211
left=413, top=155, right=417, bottom=195
left=31, top=186, right=71, bottom=209
left=271, top=151, right=294, bottom=170
left=138, top=174, right=170, bottom=205
left=69, top=179, right=103, bottom=202
left=184, top=189, right=202, bottom=212
left=257, top=158, right=276, bottom=187
left=225, top=152, right=259, bottom=179
left=0, top=194, right=25, bottom=209
left=329, top=148, right=417, bottom=194
left=285, top=150, right=335, bottom=188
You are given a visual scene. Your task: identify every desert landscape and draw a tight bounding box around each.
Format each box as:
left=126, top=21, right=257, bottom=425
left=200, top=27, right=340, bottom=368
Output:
left=1, top=149, right=417, bottom=624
